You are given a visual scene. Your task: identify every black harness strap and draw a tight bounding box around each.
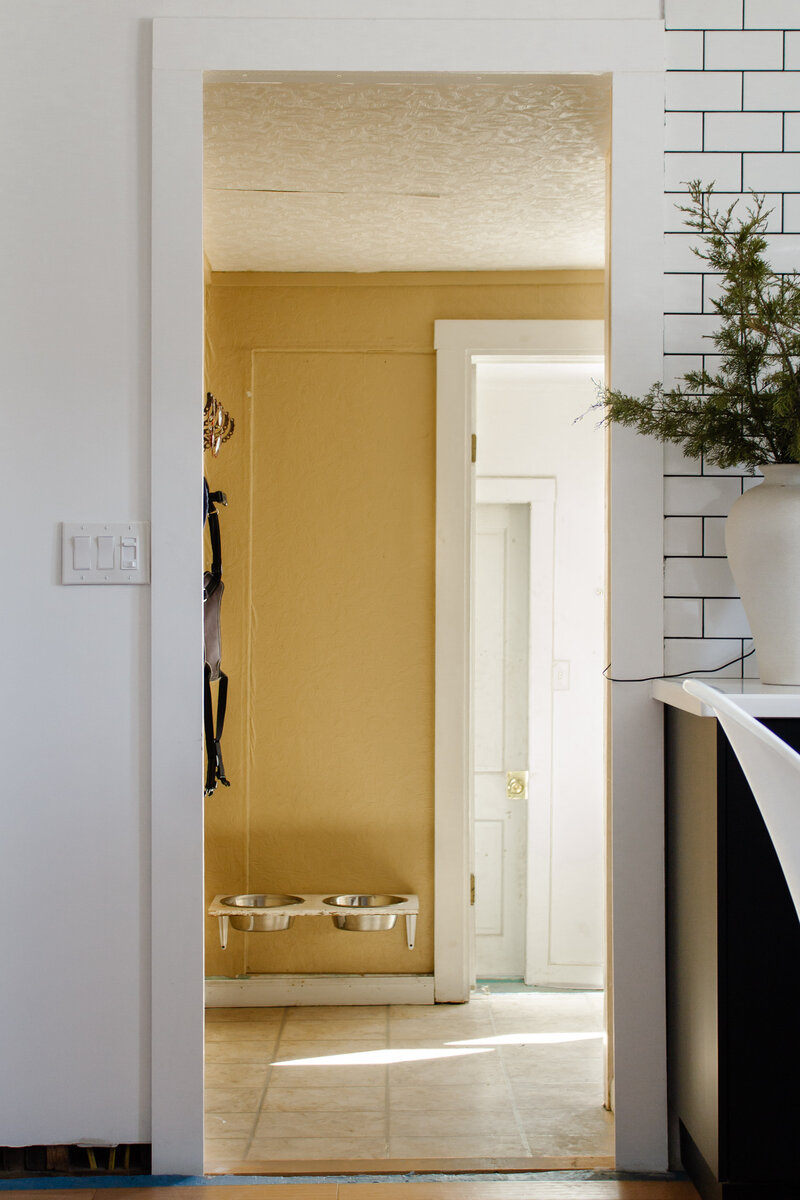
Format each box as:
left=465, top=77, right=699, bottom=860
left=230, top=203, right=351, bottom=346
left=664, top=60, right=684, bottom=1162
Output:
left=204, top=665, right=230, bottom=796
left=204, top=483, right=230, bottom=797
left=207, top=488, right=225, bottom=579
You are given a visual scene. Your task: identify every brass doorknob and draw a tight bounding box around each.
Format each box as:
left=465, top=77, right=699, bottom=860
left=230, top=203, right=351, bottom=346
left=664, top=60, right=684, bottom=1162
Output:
left=506, top=771, right=529, bottom=799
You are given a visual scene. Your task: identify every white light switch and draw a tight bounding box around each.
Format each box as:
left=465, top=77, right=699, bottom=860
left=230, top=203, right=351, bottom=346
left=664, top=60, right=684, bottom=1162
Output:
left=73, top=535, right=91, bottom=571
left=97, top=535, right=115, bottom=570
left=120, top=536, right=138, bottom=570
left=61, top=522, right=150, bottom=585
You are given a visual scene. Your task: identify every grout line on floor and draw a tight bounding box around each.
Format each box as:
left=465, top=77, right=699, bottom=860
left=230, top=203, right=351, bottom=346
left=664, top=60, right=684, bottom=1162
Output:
left=383, top=1004, right=391, bottom=1156
left=488, top=993, right=531, bottom=1156
left=242, top=1005, right=288, bottom=1159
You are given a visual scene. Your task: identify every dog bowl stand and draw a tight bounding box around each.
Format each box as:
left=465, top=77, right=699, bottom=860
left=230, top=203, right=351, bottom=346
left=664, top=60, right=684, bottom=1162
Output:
left=209, top=893, right=419, bottom=950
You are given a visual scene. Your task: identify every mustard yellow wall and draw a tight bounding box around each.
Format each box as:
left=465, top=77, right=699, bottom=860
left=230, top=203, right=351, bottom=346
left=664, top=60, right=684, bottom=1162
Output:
left=204, top=270, right=604, bottom=978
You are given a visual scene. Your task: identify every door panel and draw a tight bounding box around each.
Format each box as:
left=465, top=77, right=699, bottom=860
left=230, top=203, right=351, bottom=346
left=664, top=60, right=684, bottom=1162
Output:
left=474, top=503, right=529, bottom=977
left=474, top=818, right=504, bottom=936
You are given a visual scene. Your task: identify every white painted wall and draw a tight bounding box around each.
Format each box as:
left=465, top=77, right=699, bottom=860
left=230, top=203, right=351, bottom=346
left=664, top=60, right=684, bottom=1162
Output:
left=0, top=0, right=662, bottom=1160
left=476, top=361, right=606, bottom=977
left=4, top=0, right=789, bottom=1169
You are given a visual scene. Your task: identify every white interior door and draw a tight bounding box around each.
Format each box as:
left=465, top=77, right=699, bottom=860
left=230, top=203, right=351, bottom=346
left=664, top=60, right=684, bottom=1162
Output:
left=475, top=366, right=605, bottom=991
left=474, top=502, right=530, bottom=977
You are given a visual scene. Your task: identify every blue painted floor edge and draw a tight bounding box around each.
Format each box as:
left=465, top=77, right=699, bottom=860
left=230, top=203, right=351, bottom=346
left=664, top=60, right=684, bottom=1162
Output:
left=0, top=1171, right=690, bottom=1189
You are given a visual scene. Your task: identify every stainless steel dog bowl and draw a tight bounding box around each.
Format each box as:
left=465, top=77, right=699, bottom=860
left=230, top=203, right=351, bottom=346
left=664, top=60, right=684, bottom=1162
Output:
left=323, top=893, right=406, bottom=932
left=220, top=893, right=303, bottom=932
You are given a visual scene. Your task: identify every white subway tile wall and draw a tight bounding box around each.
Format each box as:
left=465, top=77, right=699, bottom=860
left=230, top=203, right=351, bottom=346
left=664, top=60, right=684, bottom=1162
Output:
left=704, top=597, right=753, bottom=637
left=703, top=517, right=728, bottom=556
left=704, top=30, right=784, bottom=70
left=665, top=516, right=704, bottom=555
left=666, top=31, right=705, bottom=70
left=745, top=1, right=800, bottom=29
left=665, top=0, right=744, bottom=31
left=662, top=0, right=800, bottom=678
left=665, top=111, right=704, bottom=150
left=665, top=597, right=704, bottom=637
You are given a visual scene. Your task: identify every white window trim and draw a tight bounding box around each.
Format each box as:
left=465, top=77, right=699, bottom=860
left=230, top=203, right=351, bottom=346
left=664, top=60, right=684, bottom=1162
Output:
left=152, top=16, right=665, bottom=1175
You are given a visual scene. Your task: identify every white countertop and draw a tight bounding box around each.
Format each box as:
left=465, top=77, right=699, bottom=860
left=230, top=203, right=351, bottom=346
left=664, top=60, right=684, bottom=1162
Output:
left=652, top=677, right=800, bottom=718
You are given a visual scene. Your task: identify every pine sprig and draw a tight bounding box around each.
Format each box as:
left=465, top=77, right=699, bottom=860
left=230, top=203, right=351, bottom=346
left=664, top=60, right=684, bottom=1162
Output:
left=597, top=181, right=800, bottom=469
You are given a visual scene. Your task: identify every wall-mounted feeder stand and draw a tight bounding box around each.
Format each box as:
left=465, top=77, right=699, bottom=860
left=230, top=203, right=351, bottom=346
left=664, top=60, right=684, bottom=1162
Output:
left=208, top=893, right=419, bottom=950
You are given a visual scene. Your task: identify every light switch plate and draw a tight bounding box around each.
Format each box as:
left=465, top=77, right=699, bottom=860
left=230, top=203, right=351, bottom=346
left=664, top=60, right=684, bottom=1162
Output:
left=61, top=522, right=150, bottom=585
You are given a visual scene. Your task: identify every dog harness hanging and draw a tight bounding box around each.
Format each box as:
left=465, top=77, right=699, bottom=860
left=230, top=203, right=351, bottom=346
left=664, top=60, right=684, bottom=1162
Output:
left=204, top=481, right=230, bottom=797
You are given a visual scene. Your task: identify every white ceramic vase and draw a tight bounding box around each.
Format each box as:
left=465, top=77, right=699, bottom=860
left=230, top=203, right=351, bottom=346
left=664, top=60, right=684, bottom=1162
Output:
left=725, top=463, right=800, bottom=684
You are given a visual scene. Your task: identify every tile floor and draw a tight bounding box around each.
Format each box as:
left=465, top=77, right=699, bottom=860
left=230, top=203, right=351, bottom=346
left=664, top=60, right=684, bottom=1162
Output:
left=205, top=989, right=613, bottom=1169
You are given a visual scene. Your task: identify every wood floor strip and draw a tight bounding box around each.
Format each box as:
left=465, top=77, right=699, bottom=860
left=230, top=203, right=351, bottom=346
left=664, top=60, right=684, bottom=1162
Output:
left=0, top=1194, right=97, bottom=1200
left=111, top=1190, right=337, bottom=1200
left=206, top=1158, right=617, bottom=1177
left=339, top=1184, right=701, bottom=1199
left=0, top=1180, right=700, bottom=1200
left=0, top=1185, right=699, bottom=1199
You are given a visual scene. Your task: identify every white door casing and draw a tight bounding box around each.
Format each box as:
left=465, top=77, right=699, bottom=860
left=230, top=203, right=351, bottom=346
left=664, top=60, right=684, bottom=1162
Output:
left=152, top=17, right=665, bottom=1174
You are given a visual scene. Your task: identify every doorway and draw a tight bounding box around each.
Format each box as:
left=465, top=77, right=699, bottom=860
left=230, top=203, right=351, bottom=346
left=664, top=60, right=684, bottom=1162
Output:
left=151, top=14, right=666, bottom=1175
left=472, top=355, right=605, bottom=992
left=201, top=69, right=609, bottom=1161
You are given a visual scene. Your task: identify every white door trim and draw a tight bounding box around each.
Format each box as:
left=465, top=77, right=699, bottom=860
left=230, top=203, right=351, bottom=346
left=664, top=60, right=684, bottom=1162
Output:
left=152, top=16, right=665, bottom=1175
left=475, top=476, right=558, bottom=988
left=435, top=327, right=603, bottom=1002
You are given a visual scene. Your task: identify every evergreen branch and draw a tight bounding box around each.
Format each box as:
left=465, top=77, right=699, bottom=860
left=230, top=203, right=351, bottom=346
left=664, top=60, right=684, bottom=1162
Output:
left=596, top=182, right=800, bottom=469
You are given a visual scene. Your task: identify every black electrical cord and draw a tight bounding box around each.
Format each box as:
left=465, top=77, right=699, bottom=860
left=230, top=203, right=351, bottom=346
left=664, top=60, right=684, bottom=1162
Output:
left=604, top=645, right=755, bottom=684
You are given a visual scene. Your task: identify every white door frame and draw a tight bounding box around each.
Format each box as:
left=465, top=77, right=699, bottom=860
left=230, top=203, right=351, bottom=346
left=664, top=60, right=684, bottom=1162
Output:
left=436, top=327, right=605, bottom=1000
left=152, top=15, right=665, bottom=1174
left=474, top=474, right=558, bottom=987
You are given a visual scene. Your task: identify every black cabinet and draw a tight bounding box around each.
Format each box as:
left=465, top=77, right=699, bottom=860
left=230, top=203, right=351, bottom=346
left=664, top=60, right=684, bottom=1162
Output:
left=666, top=707, right=800, bottom=1200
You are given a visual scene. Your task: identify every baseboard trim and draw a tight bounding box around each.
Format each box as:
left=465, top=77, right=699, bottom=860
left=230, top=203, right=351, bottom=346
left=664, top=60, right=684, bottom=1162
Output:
left=525, top=965, right=604, bottom=989
left=205, top=973, right=435, bottom=1007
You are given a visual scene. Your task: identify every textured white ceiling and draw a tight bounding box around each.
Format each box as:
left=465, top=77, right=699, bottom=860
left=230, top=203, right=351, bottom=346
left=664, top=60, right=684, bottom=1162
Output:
left=203, top=78, right=610, bottom=273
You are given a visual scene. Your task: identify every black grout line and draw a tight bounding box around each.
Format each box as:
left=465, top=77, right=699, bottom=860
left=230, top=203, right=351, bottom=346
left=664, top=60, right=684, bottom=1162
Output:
left=668, top=65, right=786, bottom=71
left=665, top=148, right=757, bottom=153
left=664, top=635, right=747, bottom=640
